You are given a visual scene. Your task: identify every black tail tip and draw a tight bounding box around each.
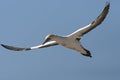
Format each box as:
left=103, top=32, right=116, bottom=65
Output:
left=89, top=55, right=92, bottom=58
left=82, top=53, right=92, bottom=58
left=85, top=54, right=92, bottom=58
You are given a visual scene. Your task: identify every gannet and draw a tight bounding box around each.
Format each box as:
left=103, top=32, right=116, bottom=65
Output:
left=0, top=2, right=110, bottom=57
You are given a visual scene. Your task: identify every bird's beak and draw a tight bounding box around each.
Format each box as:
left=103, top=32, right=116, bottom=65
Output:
left=42, top=38, right=51, bottom=44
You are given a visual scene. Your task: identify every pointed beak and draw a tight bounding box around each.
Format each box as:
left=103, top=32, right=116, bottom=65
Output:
left=42, top=38, right=50, bottom=44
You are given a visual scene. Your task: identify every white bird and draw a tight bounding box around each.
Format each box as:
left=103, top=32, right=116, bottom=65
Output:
left=1, top=2, right=110, bottom=57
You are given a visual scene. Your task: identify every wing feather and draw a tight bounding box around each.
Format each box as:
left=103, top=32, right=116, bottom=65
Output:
left=1, top=41, right=58, bottom=51
left=68, top=2, right=110, bottom=39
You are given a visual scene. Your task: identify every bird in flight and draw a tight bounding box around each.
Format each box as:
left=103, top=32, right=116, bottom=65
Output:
left=1, top=2, right=110, bottom=57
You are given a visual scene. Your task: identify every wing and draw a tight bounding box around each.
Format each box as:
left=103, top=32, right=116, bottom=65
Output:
left=1, top=41, right=58, bottom=51
left=67, top=2, right=110, bottom=39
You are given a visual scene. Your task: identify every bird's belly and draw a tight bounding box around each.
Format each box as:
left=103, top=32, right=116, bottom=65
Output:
left=61, top=41, right=80, bottom=51
left=60, top=41, right=86, bottom=54
left=56, top=38, right=83, bottom=52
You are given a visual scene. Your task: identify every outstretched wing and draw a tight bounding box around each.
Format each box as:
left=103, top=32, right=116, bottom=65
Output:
left=1, top=41, right=58, bottom=51
left=68, top=2, right=110, bottom=39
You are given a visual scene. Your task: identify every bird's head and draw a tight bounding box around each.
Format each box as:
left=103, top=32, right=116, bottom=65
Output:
left=42, top=34, right=55, bottom=44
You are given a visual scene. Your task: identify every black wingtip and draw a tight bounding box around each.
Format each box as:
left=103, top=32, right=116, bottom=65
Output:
left=105, top=1, right=110, bottom=8
left=1, top=44, right=8, bottom=49
left=1, top=43, right=31, bottom=51
left=1, top=44, right=20, bottom=51
left=104, top=1, right=110, bottom=12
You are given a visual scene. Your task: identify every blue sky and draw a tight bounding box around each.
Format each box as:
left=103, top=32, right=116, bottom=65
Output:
left=0, top=0, right=119, bottom=80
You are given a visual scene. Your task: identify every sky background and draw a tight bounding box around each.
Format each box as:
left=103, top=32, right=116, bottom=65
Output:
left=0, top=0, right=119, bottom=80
